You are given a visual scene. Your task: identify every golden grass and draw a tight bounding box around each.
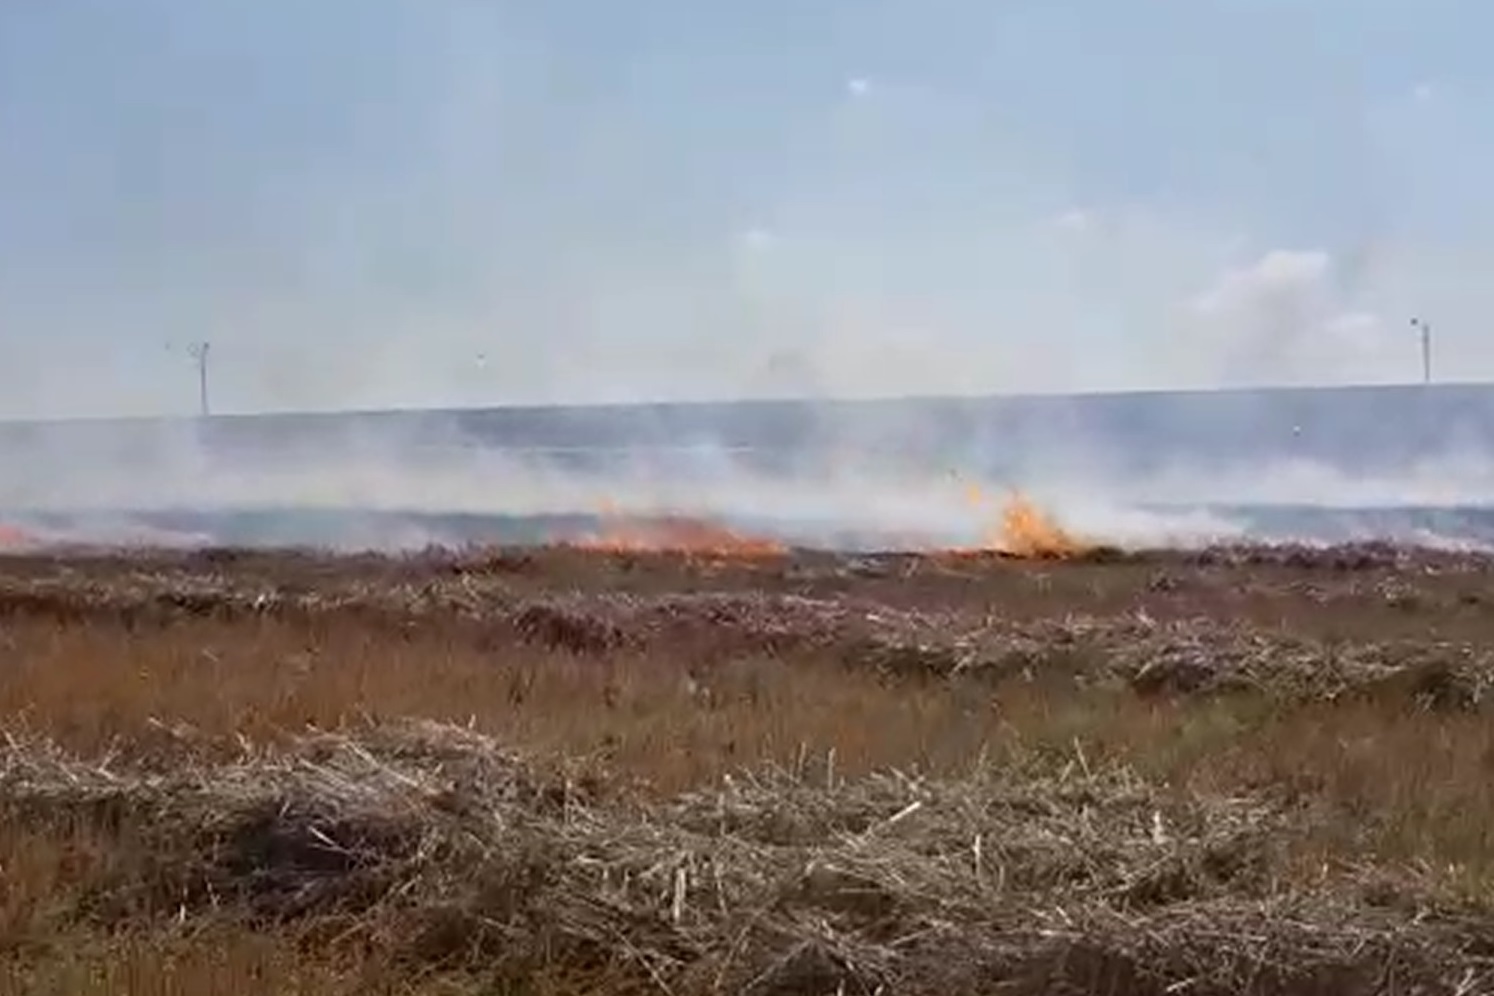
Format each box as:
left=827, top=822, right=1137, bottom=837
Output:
left=2, top=547, right=1494, bottom=993
left=5, top=609, right=1494, bottom=870
left=0, top=613, right=1003, bottom=790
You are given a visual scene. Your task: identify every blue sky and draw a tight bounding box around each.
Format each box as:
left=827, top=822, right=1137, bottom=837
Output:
left=0, top=0, right=1489, bottom=416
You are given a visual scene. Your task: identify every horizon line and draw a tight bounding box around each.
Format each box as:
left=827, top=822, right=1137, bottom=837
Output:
left=0, top=378, right=1479, bottom=429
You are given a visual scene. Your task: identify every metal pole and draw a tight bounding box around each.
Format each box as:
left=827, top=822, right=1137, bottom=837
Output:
left=1411, top=318, right=1431, bottom=385
left=1423, top=322, right=1432, bottom=385
left=188, top=341, right=211, bottom=416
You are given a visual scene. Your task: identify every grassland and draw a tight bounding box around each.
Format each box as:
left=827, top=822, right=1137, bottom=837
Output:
left=1, top=541, right=1494, bottom=994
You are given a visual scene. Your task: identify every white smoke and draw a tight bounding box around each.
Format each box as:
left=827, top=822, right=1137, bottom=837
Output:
left=3, top=6, right=1494, bottom=555
left=1182, top=250, right=1401, bottom=387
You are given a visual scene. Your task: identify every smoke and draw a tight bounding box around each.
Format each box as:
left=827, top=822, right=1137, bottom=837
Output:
left=4, top=6, right=1494, bottom=552
left=5, top=4, right=1492, bottom=414
left=1186, top=251, right=1374, bottom=386
left=4, top=384, right=1494, bottom=556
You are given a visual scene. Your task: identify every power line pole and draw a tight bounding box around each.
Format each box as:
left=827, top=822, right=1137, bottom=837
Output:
left=1409, top=317, right=1432, bottom=385
left=187, top=341, right=211, bottom=416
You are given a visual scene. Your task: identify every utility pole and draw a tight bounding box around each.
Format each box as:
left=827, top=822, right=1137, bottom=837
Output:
left=1410, top=317, right=1431, bottom=385
left=187, top=341, right=211, bottom=416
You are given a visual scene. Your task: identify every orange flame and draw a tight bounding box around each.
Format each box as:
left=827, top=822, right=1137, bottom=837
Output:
left=962, top=484, right=1089, bottom=559
left=567, top=508, right=788, bottom=558
left=559, top=486, right=1084, bottom=561
left=0, top=523, right=37, bottom=550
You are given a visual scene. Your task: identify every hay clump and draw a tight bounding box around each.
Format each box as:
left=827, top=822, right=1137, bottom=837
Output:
left=3, top=721, right=1493, bottom=994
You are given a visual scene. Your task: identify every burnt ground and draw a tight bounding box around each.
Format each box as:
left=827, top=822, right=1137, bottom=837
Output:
left=2, top=541, right=1494, bottom=994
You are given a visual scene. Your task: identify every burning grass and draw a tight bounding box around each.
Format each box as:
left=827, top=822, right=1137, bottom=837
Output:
left=549, top=487, right=1089, bottom=561
left=561, top=501, right=790, bottom=559
left=950, top=486, right=1093, bottom=559
left=3, top=544, right=1494, bottom=993
left=566, top=515, right=789, bottom=559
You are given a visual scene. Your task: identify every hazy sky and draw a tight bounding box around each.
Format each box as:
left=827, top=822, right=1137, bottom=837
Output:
left=0, top=1, right=1488, bottom=416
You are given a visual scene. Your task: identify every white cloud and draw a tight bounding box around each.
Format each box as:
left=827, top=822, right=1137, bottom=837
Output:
left=1052, top=207, right=1092, bottom=233
left=1189, top=249, right=1330, bottom=316
left=738, top=226, right=776, bottom=251
left=846, top=77, right=871, bottom=97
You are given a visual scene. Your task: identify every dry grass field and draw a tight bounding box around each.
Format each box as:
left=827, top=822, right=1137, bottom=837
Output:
left=2, top=540, right=1494, bottom=994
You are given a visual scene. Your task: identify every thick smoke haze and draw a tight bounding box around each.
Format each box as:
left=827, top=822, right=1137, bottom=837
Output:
left=2, top=386, right=1494, bottom=554
left=2, top=3, right=1494, bottom=553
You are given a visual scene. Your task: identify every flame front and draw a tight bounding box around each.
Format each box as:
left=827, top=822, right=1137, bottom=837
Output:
left=569, top=507, right=788, bottom=558
left=0, top=523, right=37, bottom=550
left=569, top=487, right=1083, bottom=560
left=995, top=491, right=1087, bottom=558
left=964, top=484, right=1089, bottom=558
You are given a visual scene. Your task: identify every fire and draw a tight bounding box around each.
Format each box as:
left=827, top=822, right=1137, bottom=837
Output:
left=995, top=491, right=1088, bottom=558
left=567, top=507, right=788, bottom=558
left=0, top=523, right=37, bottom=550
left=963, top=484, right=1090, bottom=559
left=557, top=484, right=1086, bottom=561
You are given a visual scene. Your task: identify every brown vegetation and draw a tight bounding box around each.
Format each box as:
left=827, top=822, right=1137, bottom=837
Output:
left=2, top=543, right=1494, bottom=993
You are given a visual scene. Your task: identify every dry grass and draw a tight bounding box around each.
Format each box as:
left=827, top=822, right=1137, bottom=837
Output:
left=2, top=544, right=1494, bottom=993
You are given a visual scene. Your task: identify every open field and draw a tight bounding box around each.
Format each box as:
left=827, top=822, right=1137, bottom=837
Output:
left=2, top=541, right=1494, bottom=993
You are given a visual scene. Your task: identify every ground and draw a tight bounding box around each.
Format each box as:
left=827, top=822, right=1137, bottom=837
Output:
left=1, top=540, right=1493, bottom=994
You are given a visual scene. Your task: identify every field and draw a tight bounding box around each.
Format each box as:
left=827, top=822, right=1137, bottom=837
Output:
left=2, top=540, right=1494, bottom=994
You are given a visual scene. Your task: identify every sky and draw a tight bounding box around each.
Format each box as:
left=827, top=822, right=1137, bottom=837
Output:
left=0, top=0, right=1490, bottom=417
